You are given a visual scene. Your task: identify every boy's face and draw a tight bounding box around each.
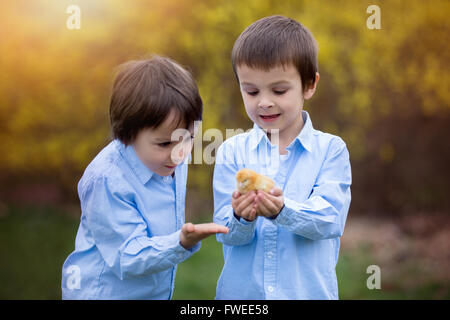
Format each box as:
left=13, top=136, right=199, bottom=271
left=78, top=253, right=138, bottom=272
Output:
left=236, top=63, right=318, bottom=143
left=132, top=110, right=195, bottom=177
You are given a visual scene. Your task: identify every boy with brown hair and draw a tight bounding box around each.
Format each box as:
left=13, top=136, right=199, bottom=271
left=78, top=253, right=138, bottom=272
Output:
left=62, top=56, right=228, bottom=299
left=213, top=16, right=352, bottom=299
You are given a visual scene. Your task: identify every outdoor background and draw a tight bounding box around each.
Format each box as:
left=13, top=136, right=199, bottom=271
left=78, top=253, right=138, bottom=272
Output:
left=0, top=0, right=449, bottom=299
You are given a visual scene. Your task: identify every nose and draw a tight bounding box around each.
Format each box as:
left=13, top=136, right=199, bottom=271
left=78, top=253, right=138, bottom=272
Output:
left=258, top=94, right=274, bottom=109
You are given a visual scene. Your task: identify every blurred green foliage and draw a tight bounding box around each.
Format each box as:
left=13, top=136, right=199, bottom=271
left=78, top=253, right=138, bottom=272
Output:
left=0, top=0, right=449, bottom=216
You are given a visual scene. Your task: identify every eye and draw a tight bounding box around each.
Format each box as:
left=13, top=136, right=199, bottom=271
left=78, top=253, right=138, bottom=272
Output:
left=246, top=90, right=259, bottom=96
left=273, top=89, right=287, bottom=95
left=158, top=141, right=172, bottom=147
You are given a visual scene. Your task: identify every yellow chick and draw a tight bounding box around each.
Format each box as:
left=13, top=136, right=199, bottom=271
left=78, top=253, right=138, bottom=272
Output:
left=236, top=168, right=275, bottom=194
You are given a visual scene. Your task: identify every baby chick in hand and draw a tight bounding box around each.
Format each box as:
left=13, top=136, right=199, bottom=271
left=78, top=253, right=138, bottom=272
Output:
left=236, top=168, right=275, bottom=194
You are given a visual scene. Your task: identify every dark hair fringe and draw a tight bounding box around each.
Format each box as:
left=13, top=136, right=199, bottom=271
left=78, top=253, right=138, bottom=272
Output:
left=232, top=15, right=318, bottom=91
left=109, top=55, right=203, bottom=145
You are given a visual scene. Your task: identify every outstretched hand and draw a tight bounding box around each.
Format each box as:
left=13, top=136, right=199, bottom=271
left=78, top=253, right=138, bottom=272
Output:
left=180, top=222, right=229, bottom=250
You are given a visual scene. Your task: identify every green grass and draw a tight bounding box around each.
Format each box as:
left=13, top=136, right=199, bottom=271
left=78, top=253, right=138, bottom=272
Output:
left=0, top=206, right=79, bottom=299
left=0, top=205, right=224, bottom=300
left=0, top=205, right=448, bottom=299
left=336, top=246, right=450, bottom=299
left=173, top=236, right=223, bottom=299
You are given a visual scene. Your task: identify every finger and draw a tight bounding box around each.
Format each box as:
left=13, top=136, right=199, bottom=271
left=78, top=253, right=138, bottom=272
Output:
left=259, top=193, right=279, bottom=214
left=182, top=222, right=195, bottom=233
left=231, top=191, right=249, bottom=211
left=187, top=225, right=228, bottom=244
left=262, top=190, right=284, bottom=208
left=236, top=192, right=256, bottom=213
left=256, top=196, right=271, bottom=216
left=249, top=203, right=258, bottom=219
left=256, top=191, right=282, bottom=216
left=206, top=223, right=229, bottom=234
left=236, top=190, right=254, bottom=203
left=195, top=223, right=229, bottom=234
left=232, top=192, right=245, bottom=212
left=240, top=202, right=256, bottom=220
left=269, top=187, right=283, bottom=197
left=248, top=207, right=257, bottom=221
left=232, top=192, right=244, bottom=208
left=219, top=226, right=229, bottom=234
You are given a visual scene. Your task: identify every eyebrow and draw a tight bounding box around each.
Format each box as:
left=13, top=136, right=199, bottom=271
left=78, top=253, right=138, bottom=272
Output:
left=154, top=130, right=194, bottom=142
left=240, top=80, right=291, bottom=86
left=154, top=137, right=173, bottom=142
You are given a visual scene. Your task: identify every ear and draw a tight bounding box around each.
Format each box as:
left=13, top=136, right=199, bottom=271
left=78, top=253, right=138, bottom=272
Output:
left=303, top=72, right=320, bottom=100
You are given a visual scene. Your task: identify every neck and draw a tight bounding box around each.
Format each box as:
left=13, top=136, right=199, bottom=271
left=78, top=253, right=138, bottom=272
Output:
left=267, top=114, right=304, bottom=154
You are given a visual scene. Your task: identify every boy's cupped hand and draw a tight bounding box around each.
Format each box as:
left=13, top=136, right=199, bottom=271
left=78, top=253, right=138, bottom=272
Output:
left=232, top=187, right=284, bottom=221
left=180, top=222, right=229, bottom=250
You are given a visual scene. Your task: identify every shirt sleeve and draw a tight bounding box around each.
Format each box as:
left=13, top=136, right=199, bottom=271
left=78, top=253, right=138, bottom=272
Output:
left=272, top=138, right=352, bottom=240
left=213, top=142, right=257, bottom=246
left=81, top=175, right=200, bottom=280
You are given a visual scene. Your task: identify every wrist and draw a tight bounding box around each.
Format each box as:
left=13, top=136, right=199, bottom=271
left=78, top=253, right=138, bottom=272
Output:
left=179, top=233, right=194, bottom=250
left=267, top=204, right=285, bottom=220
left=233, top=210, right=255, bottom=224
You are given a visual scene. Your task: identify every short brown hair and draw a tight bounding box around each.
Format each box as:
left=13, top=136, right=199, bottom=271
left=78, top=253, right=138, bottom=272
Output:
left=110, top=56, right=203, bottom=145
left=231, top=15, right=318, bottom=91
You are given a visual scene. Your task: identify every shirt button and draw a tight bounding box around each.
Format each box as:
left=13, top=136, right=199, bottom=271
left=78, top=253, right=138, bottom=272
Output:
left=267, top=286, right=274, bottom=293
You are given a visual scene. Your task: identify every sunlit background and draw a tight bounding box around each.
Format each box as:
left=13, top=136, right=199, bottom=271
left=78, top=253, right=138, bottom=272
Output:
left=0, top=0, right=449, bottom=299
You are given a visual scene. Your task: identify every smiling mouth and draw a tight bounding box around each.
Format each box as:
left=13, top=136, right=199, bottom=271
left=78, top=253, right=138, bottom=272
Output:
left=165, top=165, right=177, bottom=169
left=260, top=114, right=281, bottom=121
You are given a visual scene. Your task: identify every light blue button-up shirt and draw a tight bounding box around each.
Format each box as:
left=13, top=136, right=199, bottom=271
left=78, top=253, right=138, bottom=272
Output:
left=213, top=111, right=352, bottom=299
left=61, top=140, right=199, bottom=299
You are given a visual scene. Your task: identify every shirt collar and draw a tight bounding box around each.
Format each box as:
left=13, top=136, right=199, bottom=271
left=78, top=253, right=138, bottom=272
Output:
left=115, top=140, right=154, bottom=185
left=250, top=110, right=314, bottom=153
